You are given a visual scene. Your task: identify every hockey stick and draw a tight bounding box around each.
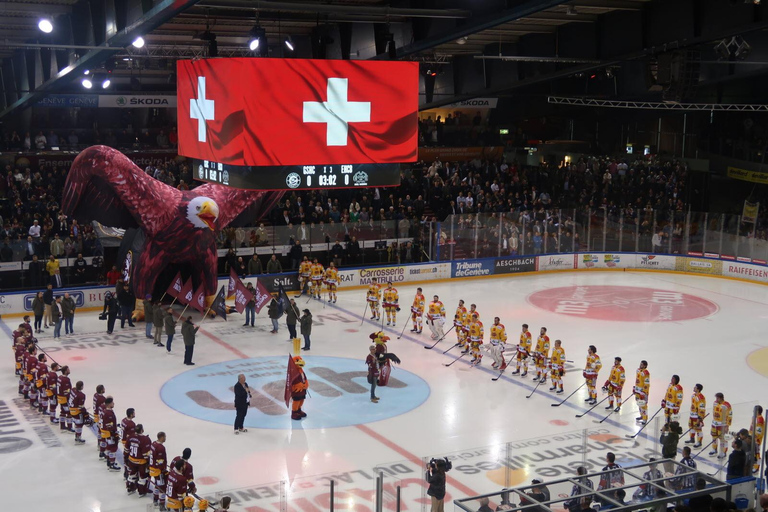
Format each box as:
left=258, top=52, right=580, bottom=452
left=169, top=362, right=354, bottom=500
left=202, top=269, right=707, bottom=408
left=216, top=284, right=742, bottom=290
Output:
left=396, top=319, right=409, bottom=340
left=526, top=374, right=545, bottom=398
left=551, top=382, right=586, bottom=407
left=692, top=439, right=716, bottom=460
left=680, top=413, right=710, bottom=439
left=425, top=325, right=456, bottom=349
left=360, top=302, right=369, bottom=326
left=33, top=342, right=61, bottom=367
left=594, top=395, right=635, bottom=424
left=625, top=407, right=664, bottom=439
left=443, top=352, right=467, bottom=367
left=708, top=461, right=727, bottom=477
left=442, top=342, right=461, bottom=355
left=576, top=395, right=610, bottom=418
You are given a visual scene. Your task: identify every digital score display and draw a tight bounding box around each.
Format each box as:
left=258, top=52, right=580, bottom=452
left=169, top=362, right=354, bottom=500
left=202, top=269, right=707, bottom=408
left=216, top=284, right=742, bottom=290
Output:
left=194, top=160, right=400, bottom=190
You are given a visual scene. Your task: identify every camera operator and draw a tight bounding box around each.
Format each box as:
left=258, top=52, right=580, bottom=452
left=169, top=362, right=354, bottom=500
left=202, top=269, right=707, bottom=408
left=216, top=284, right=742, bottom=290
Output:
left=426, top=457, right=451, bottom=512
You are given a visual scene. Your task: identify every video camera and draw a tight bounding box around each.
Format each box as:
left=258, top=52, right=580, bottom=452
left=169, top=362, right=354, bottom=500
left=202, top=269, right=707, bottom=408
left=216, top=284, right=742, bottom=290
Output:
left=427, top=457, right=452, bottom=472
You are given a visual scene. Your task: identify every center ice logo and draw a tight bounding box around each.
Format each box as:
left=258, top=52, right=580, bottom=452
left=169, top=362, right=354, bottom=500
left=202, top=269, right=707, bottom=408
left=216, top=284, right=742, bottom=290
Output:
left=160, top=356, right=430, bottom=429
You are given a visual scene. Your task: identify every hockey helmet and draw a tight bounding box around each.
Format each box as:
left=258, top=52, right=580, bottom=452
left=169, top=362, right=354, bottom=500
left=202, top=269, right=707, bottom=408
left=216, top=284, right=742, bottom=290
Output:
left=198, top=499, right=210, bottom=510
left=293, top=356, right=305, bottom=367
left=183, top=496, right=196, bottom=508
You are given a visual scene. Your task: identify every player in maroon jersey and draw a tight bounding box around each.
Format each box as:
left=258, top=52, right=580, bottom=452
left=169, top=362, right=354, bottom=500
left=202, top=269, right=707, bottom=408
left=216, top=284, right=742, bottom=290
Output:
left=68, top=380, right=87, bottom=444
left=35, top=354, right=49, bottom=414
left=26, top=347, right=39, bottom=409
left=170, top=448, right=196, bottom=494
left=165, top=459, right=188, bottom=510
left=120, top=408, right=137, bottom=482
left=46, top=363, right=59, bottom=423
left=93, top=385, right=106, bottom=458
left=14, top=339, right=26, bottom=393
left=57, top=366, right=72, bottom=430
left=127, top=424, right=152, bottom=496
left=150, top=431, right=168, bottom=508
left=100, top=396, right=120, bottom=471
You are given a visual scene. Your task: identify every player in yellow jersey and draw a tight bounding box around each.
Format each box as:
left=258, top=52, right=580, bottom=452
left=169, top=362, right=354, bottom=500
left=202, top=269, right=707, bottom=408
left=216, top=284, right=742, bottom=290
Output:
left=468, top=313, right=484, bottom=365
left=367, top=278, right=382, bottom=320
left=532, top=327, right=550, bottom=382
left=324, top=262, right=339, bottom=303
left=584, top=345, right=602, bottom=405
left=549, top=340, right=565, bottom=393
left=310, top=258, right=324, bottom=300
left=453, top=300, right=468, bottom=351
left=382, top=282, right=399, bottom=326
left=488, top=317, right=507, bottom=370
left=684, top=384, right=706, bottom=448
left=751, top=405, right=764, bottom=473
left=661, top=375, right=684, bottom=424
left=427, top=295, right=446, bottom=340
left=298, top=256, right=312, bottom=296
left=633, top=360, right=650, bottom=425
left=604, top=357, right=626, bottom=412
left=512, top=324, right=532, bottom=376
left=709, top=392, right=732, bottom=458
left=410, top=288, right=425, bottom=333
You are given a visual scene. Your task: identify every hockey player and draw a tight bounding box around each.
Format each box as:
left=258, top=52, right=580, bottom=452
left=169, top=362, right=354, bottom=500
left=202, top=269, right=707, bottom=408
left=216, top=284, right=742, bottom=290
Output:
left=324, top=262, right=339, bottom=303
left=310, top=258, right=324, bottom=300
left=35, top=353, right=49, bottom=414
left=584, top=345, right=602, bottom=405
left=170, top=448, right=196, bottom=496
left=382, top=282, right=399, bottom=326
left=367, top=278, right=382, bottom=321
left=685, top=384, right=706, bottom=448
left=604, top=357, right=626, bottom=412
left=468, top=313, right=484, bottom=365
left=290, top=356, right=309, bottom=420
left=150, top=431, right=168, bottom=509
left=512, top=324, right=532, bottom=376
left=453, top=300, right=468, bottom=350
left=633, top=361, right=650, bottom=425
left=751, top=405, right=764, bottom=473
left=127, top=424, right=152, bottom=496
left=549, top=340, right=565, bottom=393
left=121, top=408, right=137, bottom=483
left=709, top=393, right=732, bottom=459
left=489, top=317, right=508, bottom=370
left=26, top=345, right=39, bottom=409
left=298, top=256, right=311, bottom=295
left=57, top=365, right=72, bottom=430
left=93, top=384, right=107, bottom=458
left=532, top=327, right=550, bottom=382
left=68, top=380, right=87, bottom=444
left=410, top=288, right=425, bottom=333
left=427, top=295, right=446, bottom=340
left=662, top=375, right=684, bottom=424
left=165, top=459, right=189, bottom=511
left=46, top=362, right=59, bottom=423
left=100, top=396, right=121, bottom=471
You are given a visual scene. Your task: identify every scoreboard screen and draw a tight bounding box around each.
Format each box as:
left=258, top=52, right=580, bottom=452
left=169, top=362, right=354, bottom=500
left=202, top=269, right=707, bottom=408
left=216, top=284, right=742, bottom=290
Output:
left=194, top=160, right=400, bottom=190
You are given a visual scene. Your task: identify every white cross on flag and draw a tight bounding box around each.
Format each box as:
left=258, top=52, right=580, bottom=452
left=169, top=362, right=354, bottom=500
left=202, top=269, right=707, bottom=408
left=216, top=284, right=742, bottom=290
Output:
left=177, top=58, right=418, bottom=167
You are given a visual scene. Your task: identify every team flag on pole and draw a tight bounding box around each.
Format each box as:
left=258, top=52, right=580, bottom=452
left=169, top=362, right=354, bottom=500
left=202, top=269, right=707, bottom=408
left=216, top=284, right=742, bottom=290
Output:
left=210, top=286, right=228, bottom=320
left=178, top=277, right=194, bottom=305
left=254, top=279, right=271, bottom=314
left=166, top=271, right=183, bottom=298
left=190, top=282, right=207, bottom=314
left=233, top=280, right=254, bottom=314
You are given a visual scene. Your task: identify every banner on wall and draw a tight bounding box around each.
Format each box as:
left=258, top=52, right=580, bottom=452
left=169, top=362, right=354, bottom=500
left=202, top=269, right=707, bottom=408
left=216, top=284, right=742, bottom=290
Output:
left=675, top=257, right=722, bottom=276
left=443, top=98, right=499, bottom=109
left=634, top=254, right=676, bottom=270
left=742, top=201, right=759, bottom=224
left=14, top=151, right=186, bottom=170
left=98, top=95, right=177, bottom=108
left=722, top=262, right=768, bottom=282
left=577, top=253, right=627, bottom=269
left=727, top=166, right=768, bottom=185
left=494, top=256, right=536, bottom=274
left=418, top=146, right=504, bottom=162
left=452, top=259, right=495, bottom=278
left=34, top=94, right=99, bottom=108
left=537, top=254, right=576, bottom=271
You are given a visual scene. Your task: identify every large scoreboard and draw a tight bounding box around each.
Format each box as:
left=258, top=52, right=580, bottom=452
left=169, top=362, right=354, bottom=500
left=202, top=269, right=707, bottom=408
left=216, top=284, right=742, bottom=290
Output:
left=177, top=58, right=418, bottom=190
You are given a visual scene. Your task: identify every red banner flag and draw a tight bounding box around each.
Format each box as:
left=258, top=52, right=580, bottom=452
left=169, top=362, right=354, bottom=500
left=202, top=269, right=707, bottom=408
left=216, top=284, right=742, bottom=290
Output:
left=284, top=355, right=300, bottom=408
left=166, top=271, right=183, bottom=298
left=177, top=58, right=418, bottom=167
left=177, top=277, right=194, bottom=305
left=233, top=280, right=253, bottom=314
left=227, top=269, right=239, bottom=299
left=190, top=282, right=207, bottom=314
left=253, top=279, right=271, bottom=314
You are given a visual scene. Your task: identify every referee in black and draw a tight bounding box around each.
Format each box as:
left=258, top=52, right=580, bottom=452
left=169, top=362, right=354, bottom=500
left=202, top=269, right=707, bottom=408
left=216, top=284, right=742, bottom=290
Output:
left=234, top=374, right=251, bottom=434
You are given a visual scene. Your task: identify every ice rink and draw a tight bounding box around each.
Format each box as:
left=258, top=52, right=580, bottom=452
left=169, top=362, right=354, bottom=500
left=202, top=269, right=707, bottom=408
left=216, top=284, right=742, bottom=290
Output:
left=3, top=270, right=767, bottom=512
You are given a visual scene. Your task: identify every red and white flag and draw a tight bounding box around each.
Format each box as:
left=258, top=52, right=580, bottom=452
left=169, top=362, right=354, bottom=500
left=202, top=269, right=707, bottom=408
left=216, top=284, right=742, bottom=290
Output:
left=166, top=271, right=183, bottom=298
left=177, top=277, right=194, bottom=305
left=253, top=279, right=271, bottom=314
left=233, top=280, right=253, bottom=314
left=177, top=58, right=418, bottom=166
left=190, top=282, right=207, bottom=314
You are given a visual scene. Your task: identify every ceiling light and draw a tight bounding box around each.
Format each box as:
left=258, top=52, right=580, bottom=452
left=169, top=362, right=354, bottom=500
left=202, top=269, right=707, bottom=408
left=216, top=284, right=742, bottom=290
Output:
left=457, top=37, right=468, bottom=45
left=81, top=77, right=93, bottom=89
left=132, top=36, right=145, bottom=48
left=38, top=19, right=53, bottom=33
left=83, top=69, right=90, bottom=75
left=566, top=6, right=578, bottom=16
left=248, top=26, right=266, bottom=52
left=284, top=36, right=294, bottom=52
left=102, top=78, right=111, bottom=89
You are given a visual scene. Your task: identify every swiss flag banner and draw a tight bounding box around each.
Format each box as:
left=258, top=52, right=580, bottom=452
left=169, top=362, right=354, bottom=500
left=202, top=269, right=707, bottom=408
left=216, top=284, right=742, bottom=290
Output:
left=177, top=58, right=418, bottom=166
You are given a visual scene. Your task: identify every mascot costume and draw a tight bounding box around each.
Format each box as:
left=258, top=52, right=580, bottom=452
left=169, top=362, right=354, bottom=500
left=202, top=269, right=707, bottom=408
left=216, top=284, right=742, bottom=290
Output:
left=370, top=331, right=401, bottom=386
left=62, top=146, right=281, bottom=309
left=291, top=356, right=309, bottom=420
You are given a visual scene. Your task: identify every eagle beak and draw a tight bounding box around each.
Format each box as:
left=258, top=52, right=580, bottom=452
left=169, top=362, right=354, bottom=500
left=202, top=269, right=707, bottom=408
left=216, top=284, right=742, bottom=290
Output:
left=197, top=201, right=217, bottom=230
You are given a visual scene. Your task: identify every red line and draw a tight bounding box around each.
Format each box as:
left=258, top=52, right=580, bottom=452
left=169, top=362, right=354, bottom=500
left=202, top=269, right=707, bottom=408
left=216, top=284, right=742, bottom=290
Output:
left=354, top=423, right=481, bottom=498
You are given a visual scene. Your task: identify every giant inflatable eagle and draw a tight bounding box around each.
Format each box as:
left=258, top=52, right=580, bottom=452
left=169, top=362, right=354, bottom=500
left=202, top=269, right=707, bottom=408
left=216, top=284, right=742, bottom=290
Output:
left=62, top=145, right=281, bottom=302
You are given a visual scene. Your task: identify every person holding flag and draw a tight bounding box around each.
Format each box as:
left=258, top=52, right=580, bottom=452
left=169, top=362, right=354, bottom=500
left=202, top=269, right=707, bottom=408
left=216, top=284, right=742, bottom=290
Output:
left=143, top=294, right=154, bottom=340
left=182, top=317, right=199, bottom=366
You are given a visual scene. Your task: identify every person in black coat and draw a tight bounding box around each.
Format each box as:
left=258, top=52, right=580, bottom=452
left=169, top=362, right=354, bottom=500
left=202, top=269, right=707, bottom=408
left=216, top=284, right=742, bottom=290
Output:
left=105, top=292, right=119, bottom=334
left=28, top=255, right=44, bottom=288
left=117, top=284, right=135, bottom=328
left=426, top=459, right=447, bottom=512
left=233, top=374, right=251, bottom=434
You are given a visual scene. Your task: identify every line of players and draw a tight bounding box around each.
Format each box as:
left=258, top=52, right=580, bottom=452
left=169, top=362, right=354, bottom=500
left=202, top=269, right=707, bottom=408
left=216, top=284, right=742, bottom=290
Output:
left=380, top=289, right=766, bottom=469
left=11, top=321, right=219, bottom=512
left=298, top=256, right=340, bottom=303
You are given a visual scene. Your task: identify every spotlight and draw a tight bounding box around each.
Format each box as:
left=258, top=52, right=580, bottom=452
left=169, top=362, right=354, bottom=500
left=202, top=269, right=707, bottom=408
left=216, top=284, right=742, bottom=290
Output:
left=38, top=19, right=53, bottom=33
left=81, top=77, right=93, bottom=89
left=83, top=69, right=90, bottom=75
left=248, top=26, right=266, bottom=52
left=284, top=36, right=294, bottom=51
left=132, top=36, right=145, bottom=48
left=199, top=31, right=218, bottom=57
left=102, top=78, right=111, bottom=89
left=94, top=73, right=110, bottom=89
left=456, top=37, right=468, bottom=45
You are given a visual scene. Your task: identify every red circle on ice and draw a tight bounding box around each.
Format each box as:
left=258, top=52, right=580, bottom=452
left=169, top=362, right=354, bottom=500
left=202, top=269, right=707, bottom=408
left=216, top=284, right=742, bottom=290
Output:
left=197, top=476, right=219, bottom=485
left=527, top=285, right=718, bottom=322
left=550, top=419, right=569, bottom=426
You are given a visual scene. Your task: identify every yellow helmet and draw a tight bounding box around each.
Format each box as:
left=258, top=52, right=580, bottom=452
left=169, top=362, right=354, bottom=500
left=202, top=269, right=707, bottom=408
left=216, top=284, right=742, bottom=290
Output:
left=183, top=496, right=195, bottom=508
left=293, top=356, right=305, bottom=367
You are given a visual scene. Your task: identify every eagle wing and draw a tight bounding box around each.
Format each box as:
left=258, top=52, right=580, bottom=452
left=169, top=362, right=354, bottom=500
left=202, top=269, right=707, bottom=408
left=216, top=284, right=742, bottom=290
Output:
left=192, top=183, right=283, bottom=228
left=62, top=145, right=182, bottom=237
